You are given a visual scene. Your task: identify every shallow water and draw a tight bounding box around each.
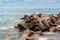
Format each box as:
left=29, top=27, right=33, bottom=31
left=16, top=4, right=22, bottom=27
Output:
left=0, top=28, right=60, bottom=40
left=0, top=8, right=60, bottom=27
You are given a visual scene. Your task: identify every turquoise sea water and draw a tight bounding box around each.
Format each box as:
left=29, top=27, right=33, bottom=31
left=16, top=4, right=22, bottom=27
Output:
left=0, top=8, right=60, bottom=29
left=0, top=8, right=60, bottom=40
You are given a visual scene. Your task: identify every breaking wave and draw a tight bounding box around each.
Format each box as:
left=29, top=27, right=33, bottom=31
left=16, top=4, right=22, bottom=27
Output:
left=0, top=26, right=14, bottom=30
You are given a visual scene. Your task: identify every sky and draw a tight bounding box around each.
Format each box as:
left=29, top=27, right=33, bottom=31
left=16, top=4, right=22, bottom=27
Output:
left=0, top=0, right=60, bottom=8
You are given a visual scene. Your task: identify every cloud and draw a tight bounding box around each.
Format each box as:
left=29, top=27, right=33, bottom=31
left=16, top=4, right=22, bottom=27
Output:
left=47, top=0, right=57, bottom=2
left=0, top=0, right=4, bottom=1
left=6, top=0, right=12, bottom=1
left=25, top=0, right=38, bottom=2
left=6, top=0, right=10, bottom=1
left=0, top=0, right=4, bottom=2
left=25, top=0, right=34, bottom=2
left=25, top=0, right=45, bottom=3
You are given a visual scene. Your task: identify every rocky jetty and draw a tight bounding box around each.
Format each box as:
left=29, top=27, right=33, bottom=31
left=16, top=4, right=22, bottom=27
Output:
left=14, top=12, right=60, bottom=39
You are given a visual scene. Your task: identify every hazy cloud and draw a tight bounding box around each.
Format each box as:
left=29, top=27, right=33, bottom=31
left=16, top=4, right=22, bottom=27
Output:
left=0, top=0, right=60, bottom=8
left=0, top=0, right=4, bottom=1
left=25, top=0, right=39, bottom=3
left=47, top=0, right=57, bottom=2
left=25, top=0, right=34, bottom=2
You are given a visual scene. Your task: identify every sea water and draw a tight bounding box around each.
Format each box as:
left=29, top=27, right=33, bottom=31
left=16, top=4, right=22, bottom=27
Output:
left=0, top=28, right=60, bottom=40
left=0, top=8, right=60, bottom=40
left=0, top=8, right=60, bottom=28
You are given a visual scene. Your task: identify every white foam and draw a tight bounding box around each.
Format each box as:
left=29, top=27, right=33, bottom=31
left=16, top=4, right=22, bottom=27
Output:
left=38, top=37, right=48, bottom=40
left=57, top=25, right=60, bottom=27
left=0, top=26, right=14, bottom=30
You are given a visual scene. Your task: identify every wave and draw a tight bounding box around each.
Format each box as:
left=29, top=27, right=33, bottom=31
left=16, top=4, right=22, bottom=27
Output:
left=0, top=26, right=14, bottom=30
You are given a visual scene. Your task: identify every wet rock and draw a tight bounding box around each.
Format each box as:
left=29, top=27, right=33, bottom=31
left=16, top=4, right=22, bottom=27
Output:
left=15, top=12, right=60, bottom=35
